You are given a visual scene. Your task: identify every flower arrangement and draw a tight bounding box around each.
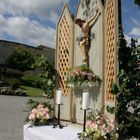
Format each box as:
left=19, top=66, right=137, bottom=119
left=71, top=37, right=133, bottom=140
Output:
left=79, top=111, right=118, bottom=140
left=65, top=64, right=101, bottom=89
left=26, top=99, right=54, bottom=126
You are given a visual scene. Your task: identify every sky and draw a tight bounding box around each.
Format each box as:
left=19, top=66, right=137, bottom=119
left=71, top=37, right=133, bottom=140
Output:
left=121, top=0, right=140, bottom=44
left=0, top=0, right=139, bottom=48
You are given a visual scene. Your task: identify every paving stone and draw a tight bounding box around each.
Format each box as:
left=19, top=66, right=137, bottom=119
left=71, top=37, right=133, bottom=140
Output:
left=0, top=95, right=49, bottom=140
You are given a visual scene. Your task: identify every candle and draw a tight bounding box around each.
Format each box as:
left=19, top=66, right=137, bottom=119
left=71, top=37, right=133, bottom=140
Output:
left=56, top=90, right=62, bottom=104
left=82, top=91, right=89, bottom=109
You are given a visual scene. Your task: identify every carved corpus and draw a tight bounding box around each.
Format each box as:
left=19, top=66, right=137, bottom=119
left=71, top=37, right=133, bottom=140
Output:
left=75, top=8, right=101, bottom=65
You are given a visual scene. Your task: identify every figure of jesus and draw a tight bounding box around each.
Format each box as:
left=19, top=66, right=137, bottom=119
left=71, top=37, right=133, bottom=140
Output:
left=75, top=8, right=100, bottom=65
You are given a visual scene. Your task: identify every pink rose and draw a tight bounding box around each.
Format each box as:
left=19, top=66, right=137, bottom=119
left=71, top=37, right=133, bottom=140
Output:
left=86, top=120, right=93, bottom=128
left=108, top=123, right=115, bottom=131
left=45, top=107, right=49, bottom=112
left=90, top=122, right=98, bottom=129
left=39, top=108, right=44, bottom=112
left=31, top=108, right=38, bottom=114
left=29, top=114, right=35, bottom=120
left=45, top=113, right=50, bottom=119
left=99, top=125, right=106, bottom=132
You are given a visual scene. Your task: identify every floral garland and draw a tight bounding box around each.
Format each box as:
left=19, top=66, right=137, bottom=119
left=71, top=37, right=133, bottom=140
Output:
left=26, top=99, right=54, bottom=126
left=79, top=111, right=118, bottom=140
left=65, top=64, right=101, bottom=89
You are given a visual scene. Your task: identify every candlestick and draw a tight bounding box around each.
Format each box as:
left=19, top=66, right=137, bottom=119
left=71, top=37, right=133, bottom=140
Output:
left=83, top=109, right=86, bottom=131
left=53, top=104, right=64, bottom=129
left=56, top=90, right=62, bottom=104
left=82, top=91, right=89, bottom=110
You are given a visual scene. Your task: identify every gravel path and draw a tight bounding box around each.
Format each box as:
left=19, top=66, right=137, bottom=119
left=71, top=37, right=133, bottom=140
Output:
left=0, top=95, right=49, bottom=140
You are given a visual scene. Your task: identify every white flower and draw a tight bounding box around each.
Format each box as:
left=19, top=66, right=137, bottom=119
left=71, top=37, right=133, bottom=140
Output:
left=127, top=106, right=134, bottom=113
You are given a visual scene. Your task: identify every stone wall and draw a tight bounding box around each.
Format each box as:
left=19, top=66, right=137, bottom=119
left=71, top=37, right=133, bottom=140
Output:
left=0, top=40, right=55, bottom=66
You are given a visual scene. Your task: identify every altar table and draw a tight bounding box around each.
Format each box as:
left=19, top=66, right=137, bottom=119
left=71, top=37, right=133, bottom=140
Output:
left=24, top=124, right=82, bottom=140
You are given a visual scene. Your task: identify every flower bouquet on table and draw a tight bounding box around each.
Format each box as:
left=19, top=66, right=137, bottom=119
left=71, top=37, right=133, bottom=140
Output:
left=26, top=99, right=54, bottom=126
left=65, top=64, right=101, bottom=89
left=79, top=111, right=118, bottom=140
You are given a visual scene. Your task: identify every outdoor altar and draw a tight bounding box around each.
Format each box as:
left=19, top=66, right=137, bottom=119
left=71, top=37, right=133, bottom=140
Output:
left=55, top=0, right=112, bottom=123
left=23, top=0, right=119, bottom=139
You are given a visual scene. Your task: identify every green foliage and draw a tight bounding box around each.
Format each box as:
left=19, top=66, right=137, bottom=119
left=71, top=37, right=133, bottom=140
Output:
left=108, top=32, right=140, bottom=139
left=9, top=78, right=21, bottom=89
left=110, top=81, right=119, bottom=95
left=6, top=48, right=35, bottom=73
left=27, top=99, right=51, bottom=109
left=26, top=99, right=54, bottom=126
left=135, top=0, right=140, bottom=8
left=32, top=55, right=55, bottom=98
left=79, top=110, right=117, bottom=140
left=106, top=106, right=115, bottom=114
left=21, top=74, right=42, bottom=88
left=65, top=64, right=101, bottom=89
left=0, top=88, right=27, bottom=96
left=2, top=77, right=20, bottom=90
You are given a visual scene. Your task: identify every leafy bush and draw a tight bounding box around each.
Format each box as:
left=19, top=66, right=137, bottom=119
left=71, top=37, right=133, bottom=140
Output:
left=0, top=88, right=27, bottom=96
left=9, top=78, right=21, bottom=89
left=0, top=77, right=20, bottom=90
left=15, top=89, right=27, bottom=96
left=6, top=48, right=35, bottom=73
left=107, top=33, right=140, bottom=139
left=0, top=88, right=14, bottom=95
left=32, top=55, right=56, bottom=98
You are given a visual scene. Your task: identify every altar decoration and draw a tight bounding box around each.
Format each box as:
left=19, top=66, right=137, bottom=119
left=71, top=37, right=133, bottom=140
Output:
left=56, top=89, right=62, bottom=105
left=26, top=99, right=54, bottom=126
left=53, top=89, right=64, bottom=128
left=79, top=111, right=118, bottom=140
left=82, top=90, right=89, bottom=110
left=65, top=64, right=101, bottom=89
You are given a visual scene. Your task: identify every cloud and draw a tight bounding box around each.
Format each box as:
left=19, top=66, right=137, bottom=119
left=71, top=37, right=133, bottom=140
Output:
left=0, top=0, right=66, bottom=48
left=0, top=0, right=65, bottom=23
left=130, top=27, right=140, bottom=36
left=125, top=34, right=140, bottom=45
left=0, top=15, right=56, bottom=48
left=131, top=18, right=140, bottom=27
left=126, top=18, right=140, bottom=44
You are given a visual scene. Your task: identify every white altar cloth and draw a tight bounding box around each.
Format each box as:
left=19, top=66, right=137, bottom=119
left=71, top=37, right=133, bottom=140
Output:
left=24, top=124, right=82, bottom=140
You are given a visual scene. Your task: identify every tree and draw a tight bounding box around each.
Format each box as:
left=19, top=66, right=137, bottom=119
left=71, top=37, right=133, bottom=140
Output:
left=134, top=0, right=140, bottom=8
left=6, top=48, right=35, bottom=73
left=109, top=32, right=140, bottom=139
left=33, top=54, right=55, bottom=98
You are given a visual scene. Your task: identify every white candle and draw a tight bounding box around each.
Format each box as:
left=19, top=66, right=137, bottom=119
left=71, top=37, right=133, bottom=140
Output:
left=82, top=91, right=89, bottom=110
left=56, top=90, right=62, bottom=104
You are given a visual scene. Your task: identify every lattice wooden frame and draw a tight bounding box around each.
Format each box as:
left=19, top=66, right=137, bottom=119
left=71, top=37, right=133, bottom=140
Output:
left=58, top=15, right=70, bottom=96
left=105, top=0, right=115, bottom=101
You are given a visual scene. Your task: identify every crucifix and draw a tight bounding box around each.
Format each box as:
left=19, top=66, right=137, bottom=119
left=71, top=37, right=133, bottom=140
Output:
left=75, top=7, right=101, bottom=66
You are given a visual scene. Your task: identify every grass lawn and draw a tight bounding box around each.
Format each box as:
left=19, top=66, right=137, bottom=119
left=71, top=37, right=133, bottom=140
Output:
left=20, top=85, right=45, bottom=97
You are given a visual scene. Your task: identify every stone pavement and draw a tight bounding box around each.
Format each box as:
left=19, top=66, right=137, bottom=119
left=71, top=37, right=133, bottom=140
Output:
left=0, top=95, right=49, bottom=140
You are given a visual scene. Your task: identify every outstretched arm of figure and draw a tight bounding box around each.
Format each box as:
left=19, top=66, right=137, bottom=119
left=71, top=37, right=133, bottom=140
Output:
left=87, top=7, right=101, bottom=25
